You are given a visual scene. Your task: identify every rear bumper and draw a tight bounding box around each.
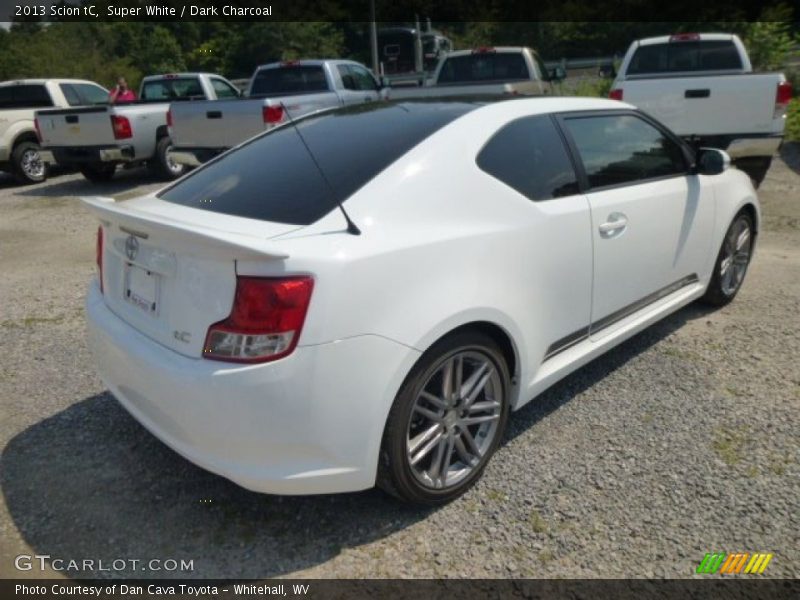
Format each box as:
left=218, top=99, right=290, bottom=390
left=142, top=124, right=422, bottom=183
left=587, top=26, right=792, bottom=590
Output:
left=85, top=283, right=418, bottom=495
left=46, top=145, right=134, bottom=165
left=170, top=147, right=227, bottom=167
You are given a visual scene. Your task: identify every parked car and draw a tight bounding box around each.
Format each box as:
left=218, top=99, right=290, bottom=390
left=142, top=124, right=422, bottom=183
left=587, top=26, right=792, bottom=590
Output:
left=83, top=97, right=758, bottom=504
left=0, top=78, right=107, bottom=183
left=168, top=60, right=384, bottom=167
left=609, top=33, right=792, bottom=186
left=388, top=47, right=563, bottom=99
left=36, top=72, right=239, bottom=182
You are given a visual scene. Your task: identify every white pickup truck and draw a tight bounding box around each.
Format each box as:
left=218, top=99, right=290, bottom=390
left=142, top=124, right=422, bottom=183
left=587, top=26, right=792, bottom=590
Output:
left=169, top=59, right=383, bottom=167
left=0, top=79, right=107, bottom=184
left=388, top=47, right=562, bottom=100
left=610, top=33, right=792, bottom=186
left=36, top=72, right=239, bottom=182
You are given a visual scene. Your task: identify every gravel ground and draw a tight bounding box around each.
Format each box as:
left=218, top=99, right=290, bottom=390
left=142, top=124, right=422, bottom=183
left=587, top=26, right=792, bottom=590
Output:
left=0, top=154, right=798, bottom=580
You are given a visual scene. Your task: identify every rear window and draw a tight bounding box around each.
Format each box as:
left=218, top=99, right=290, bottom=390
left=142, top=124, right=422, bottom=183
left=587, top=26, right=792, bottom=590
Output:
left=250, top=66, right=329, bottom=97
left=140, top=78, right=204, bottom=101
left=0, top=84, right=53, bottom=108
left=438, top=53, right=530, bottom=84
left=627, top=41, right=742, bottom=75
left=158, top=101, right=478, bottom=225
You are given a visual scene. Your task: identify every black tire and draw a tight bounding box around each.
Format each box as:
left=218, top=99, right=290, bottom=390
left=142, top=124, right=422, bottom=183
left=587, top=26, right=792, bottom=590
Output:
left=80, top=163, right=117, bottom=183
left=734, top=156, right=772, bottom=188
left=11, top=141, right=48, bottom=184
left=701, top=211, right=754, bottom=307
left=152, top=137, right=186, bottom=180
left=378, top=331, right=511, bottom=505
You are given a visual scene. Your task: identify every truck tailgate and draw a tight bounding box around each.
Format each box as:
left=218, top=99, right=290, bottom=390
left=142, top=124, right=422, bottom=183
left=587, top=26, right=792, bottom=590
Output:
left=621, top=74, right=780, bottom=136
left=36, top=106, right=115, bottom=147
left=170, top=99, right=267, bottom=148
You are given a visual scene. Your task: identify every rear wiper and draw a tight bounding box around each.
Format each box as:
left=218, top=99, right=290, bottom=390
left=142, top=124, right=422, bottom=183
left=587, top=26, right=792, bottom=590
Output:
left=279, top=102, right=361, bottom=235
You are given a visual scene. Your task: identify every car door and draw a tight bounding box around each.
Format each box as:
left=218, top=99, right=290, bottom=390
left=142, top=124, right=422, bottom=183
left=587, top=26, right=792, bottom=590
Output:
left=476, top=114, right=593, bottom=362
left=336, top=64, right=380, bottom=105
left=560, top=111, right=715, bottom=340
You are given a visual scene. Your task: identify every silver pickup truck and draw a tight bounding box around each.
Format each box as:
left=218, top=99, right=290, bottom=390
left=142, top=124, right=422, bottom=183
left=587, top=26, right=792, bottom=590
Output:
left=388, top=47, right=563, bottom=99
left=169, top=59, right=384, bottom=167
left=36, top=72, right=239, bottom=182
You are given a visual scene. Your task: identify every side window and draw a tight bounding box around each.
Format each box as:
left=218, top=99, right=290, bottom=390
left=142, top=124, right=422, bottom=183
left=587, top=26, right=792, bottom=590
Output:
left=564, top=114, right=687, bottom=189
left=59, top=84, right=82, bottom=106
left=336, top=65, right=356, bottom=90
left=73, top=83, right=108, bottom=105
left=211, top=78, right=238, bottom=99
left=477, top=115, right=579, bottom=201
left=0, top=84, right=53, bottom=108
left=348, top=65, right=378, bottom=91
left=533, top=52, right=550, bottom=81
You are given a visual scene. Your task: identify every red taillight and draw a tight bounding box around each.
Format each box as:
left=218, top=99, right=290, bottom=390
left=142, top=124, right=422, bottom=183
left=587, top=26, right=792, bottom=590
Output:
left=96, top=226, right=104, bottom=294
left=262, top=105, right=284, bottom=125
left=110, top=115, right=132, bottom=139
left=34, top=117, right=42, bottom=142
left=669, top=33, right=701, bottom=42
left=609, top=88, right=623, bottom=101
left=776, top=81, right=792, bottom=106
left=203, top=276, right=314, bottom=363
left=281, top=60, right=301, bottom=67
left=472, top=46, right=496, bottom=54
left=166, top=108, right=173, bottom=128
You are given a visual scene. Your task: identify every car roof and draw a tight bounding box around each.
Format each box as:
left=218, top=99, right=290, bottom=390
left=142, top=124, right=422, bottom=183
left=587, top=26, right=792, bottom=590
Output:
left=636, top=33, right=735, bottom=46
left=0, top=79, right=100, bottom=87
left=444, top=47, right=532, bottom=58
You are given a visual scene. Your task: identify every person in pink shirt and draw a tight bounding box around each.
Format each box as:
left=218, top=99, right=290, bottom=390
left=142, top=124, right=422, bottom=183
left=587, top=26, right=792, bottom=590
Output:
left=109, top=77, right=136, bottom=104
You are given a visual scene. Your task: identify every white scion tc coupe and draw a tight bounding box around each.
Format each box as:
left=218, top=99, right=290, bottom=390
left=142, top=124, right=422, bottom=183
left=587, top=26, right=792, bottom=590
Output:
left=84, top=97, right=758, bottom=504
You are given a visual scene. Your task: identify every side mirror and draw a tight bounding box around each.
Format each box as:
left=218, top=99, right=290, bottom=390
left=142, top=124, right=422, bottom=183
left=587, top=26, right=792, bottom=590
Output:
left=695, top=148, right=731, bottom=175
left=549, top=66, right=567, bottom=82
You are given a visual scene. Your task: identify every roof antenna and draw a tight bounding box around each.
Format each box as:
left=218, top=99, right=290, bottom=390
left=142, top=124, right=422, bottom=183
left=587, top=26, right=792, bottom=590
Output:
left=279, top=102, right=361, bottom=235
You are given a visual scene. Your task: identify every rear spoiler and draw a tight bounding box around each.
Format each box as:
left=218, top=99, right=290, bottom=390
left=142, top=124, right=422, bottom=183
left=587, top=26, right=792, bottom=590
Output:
left=81, top=196, right=289, bottom=260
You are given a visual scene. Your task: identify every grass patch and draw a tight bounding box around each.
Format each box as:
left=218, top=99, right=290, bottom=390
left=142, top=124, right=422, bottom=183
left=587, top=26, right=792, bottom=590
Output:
left=0, top=315, right=65, bottom=329
left=661, top=346, right=700, bottom=361
left=712, top=426, right=752, bottom=466
left=528, top=510, right=548, bottom=534
left=485, top=488, right=506, bottom=503
left=538, top=549, right=555, bottom=563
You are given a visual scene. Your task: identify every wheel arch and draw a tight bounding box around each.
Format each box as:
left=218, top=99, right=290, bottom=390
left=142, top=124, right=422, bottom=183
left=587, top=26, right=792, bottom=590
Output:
left=155, top=125, right=169, bottom=141
left=12, top=130, right=39, bottom=151
left=409, top=312, right=526, bottom=407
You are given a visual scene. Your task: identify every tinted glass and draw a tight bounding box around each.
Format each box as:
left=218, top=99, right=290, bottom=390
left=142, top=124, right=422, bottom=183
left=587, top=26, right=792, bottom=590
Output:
left=564, top=114, right=687, bottom=188
left=627, top=41, right=742, bottom=75
left=250, top=66, right=329, bottom=97
left=0, top=84, right=52, bottom=108
left=438, top=53, right=530, bottom=84
left=210, top=78, right=238, bottom=98
left=336, top=65, right=356, bottom=90
left=348, top=65, right=378, bottom=91
left=158, top=101, right=477, bottom=224
left=141, top=78, right=203, bottom=101
left=59, top=84, right=82, bottom=106
left=477, top=115, right=578, bottom=201
left=73, top=83, right=108, bottom=105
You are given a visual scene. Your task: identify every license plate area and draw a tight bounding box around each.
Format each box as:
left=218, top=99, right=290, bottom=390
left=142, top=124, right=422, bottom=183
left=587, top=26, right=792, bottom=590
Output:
left=124, top=263, right=160, bottom=315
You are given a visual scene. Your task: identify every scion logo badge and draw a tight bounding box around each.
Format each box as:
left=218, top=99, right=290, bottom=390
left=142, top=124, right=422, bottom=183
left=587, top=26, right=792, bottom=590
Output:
left=696, top=552, right=773, bottom=575
left=125, top=235, right=139, bottom=261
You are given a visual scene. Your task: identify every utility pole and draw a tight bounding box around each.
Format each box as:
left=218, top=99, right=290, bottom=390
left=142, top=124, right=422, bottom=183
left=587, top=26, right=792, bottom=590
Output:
left=369, top=0, right=379, bottom=75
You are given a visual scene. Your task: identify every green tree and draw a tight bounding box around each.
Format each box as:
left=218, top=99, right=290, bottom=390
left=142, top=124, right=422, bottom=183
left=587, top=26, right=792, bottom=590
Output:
left=741, top=4, right=797, bottom=71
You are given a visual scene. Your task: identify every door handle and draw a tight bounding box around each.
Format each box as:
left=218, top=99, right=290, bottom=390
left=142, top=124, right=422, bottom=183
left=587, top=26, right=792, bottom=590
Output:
left=685, top=88, right=710, bottom=98
left=206, top=111, right=222, bottom=119
left=599, top=213, right=628, bottom=236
